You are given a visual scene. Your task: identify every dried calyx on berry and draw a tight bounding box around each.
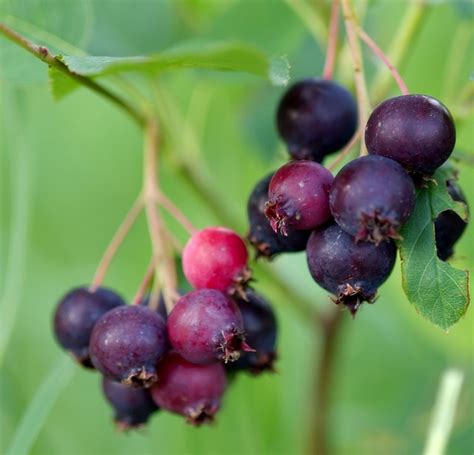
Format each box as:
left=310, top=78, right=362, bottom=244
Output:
left=247, top=172, right=310, bottom=259
left=168, top=289, right=254, bottom=364
left=53, top=286, right=125, bottom=367
left=329, top=155, right=416, bottom=244
left=102, top=377, right=158, bottom=430
left=306, top=223, right=397, bottom=315
left=151, top=352, right=227, bottom=426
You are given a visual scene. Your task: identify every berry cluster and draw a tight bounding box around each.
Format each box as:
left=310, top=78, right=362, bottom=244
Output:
left=248, top=78, right=468, bottom=315
left=53, top=227, right=278, bottom=428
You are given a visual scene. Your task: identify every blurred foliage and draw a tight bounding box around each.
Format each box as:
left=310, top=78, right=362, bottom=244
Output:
left=0, top=0, right=473, bottom=454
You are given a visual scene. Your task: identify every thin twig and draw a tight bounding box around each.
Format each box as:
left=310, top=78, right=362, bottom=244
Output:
left=90, top=196, right=144, bottom=291
left=322, top=0, right=340, bottom=80
left=340, top=0, right=370, bottom=156
left=356, top=27, right=409, bottom=96
left=132, top=259, right=155, bottom=305
left=0, top=23, right=146, bottom=126
left=327, top=129, right=361, bottom=172
left=156, top=191, right=197, bottom=236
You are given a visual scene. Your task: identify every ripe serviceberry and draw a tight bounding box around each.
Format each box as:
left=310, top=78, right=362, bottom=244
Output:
left=53, top=287, right=124, bottom=367
left=227, top=290, right=277, bottom=374
left=102, top=377, right=158, bottom=430
left=182, top=227, right=250, bottom=294
left=276, top=78, right=358, bottom=161
left=247, top=173, right=311, bottom=258
left=329, top=155, right=416, bottom=244
left=435, top=180, right=469, bottom=261
left=265, top=160, right=333, bottom=235
left=151, top=352, right=227, bottom=425
left=168, top=289, right=252, bottom=364
left=365, top=94, right=456, bottom=175
left=90, top=305, right=168, bottom=387
left=306, top=223, right=397, bottom=315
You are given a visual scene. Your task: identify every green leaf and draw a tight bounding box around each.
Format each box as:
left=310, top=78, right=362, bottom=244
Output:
left=49, top=41, right=290, bottom=100
left=399, top=167, right=470, bottom=331
left=48, top=66, right=78, bottom=100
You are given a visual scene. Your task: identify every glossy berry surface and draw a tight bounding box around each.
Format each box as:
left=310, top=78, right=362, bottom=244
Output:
left=276, top=78, right=358, bottom=161
left=90, top=305, right=168, bottom=387
left=102, top=377, right=158, bottom=430
left=435, top=180, right=468, bottom=261
left=53, top=287, right=125, bottom=367
left=168, top=289, right=250, bottom=364
left=247, top=173, right=311, bottom=258
left=306, top=224, right=396, bottom=314
left=265, top=160, right=333, bottom=235
left=151, top=352, right=227, bottom=425
left=329, top=155, right=416, bottom=244
left=365, top=94, right=456, bottom=175
left=182, top=227, right=249, bottom=293
left=227, top=290, right=277, bottom=374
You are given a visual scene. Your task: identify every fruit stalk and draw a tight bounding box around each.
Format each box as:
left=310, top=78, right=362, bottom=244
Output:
left=322, top=0, right=340, bottom=80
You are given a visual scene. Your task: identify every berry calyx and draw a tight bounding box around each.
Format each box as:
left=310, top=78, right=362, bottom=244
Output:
left=182, top=227, right=250, bottom=294
left=306, top=223, right=397, bottom=315
left=265, top=160, right=333, bottom=235
left=247, top=173, right=311, bottom=258
left=329, top=155, right=416, bottom=244
left=90, top=305, right=168, bottom=387
left=102, top=377, right=158, bottom=430
left=150, top=352, right=227, bottom=426
left=53, top=286, right=125, bottom=367
left=365, top=94, right=456, bottom=175
left=168, top=289, right=252, bottom=364
left=276, top=78, right=358, bottom=161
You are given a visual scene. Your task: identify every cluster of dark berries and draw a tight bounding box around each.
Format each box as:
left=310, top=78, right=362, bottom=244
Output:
left=248, top=78, right=468, bottom=315
left=53, top=227, right=278, bottom=428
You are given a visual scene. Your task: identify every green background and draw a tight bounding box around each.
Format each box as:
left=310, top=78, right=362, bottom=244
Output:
left=0, top=0, right=473, bottom=454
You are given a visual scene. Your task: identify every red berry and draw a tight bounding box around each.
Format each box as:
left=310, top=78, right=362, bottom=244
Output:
left=265, top=160, right=333, bottom=235
left=151, top=352, right=227, bottom=426
left=168, top=289, right=251, bottom=364
left=182, top=227, right=250, bottom=293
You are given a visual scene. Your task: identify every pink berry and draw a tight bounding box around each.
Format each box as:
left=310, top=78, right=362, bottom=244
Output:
left=182, top=227, right=250, bottom=292
left=168, top=289, right=252, bottom=364
left=151, top=352, right=227, bottom=425
left=265, top=160, right=334, bottom=235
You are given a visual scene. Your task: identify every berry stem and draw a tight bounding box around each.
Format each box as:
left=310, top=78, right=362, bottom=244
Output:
left=132, top=259, right=155, bottom=305
left=90, top=195, right=144, bottom=292
left=322, top=0, right=340, bottom=80
left=356, top=26, right=409, bottom=96
left=340, top=0, right=370, bottom=156
left=327, top=128, right=361, bottom=171
left=156, top=190, right=197, bottom=236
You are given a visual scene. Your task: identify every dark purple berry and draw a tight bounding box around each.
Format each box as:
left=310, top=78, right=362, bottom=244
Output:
left=276, top=78, right=358, bottom=161
left=150, top=352, right=227, bottom=425
left=365, top=94, right=456, bottom=175
left=102, top=377, right=158, bottom=430
left=329, top=155, right=416, bottom=244
left=168, top=289, right=252, bottom=364
left=265, top=160, right=333, bottom=235
left=53, top=287, right=125, bottom=367
left=227, top=290, right=277, bottom=374
left=435, top=180, right=469, bottom=261
left=90, top=305, right=168, bottom=387
left=247, top=173, right=311, bottom=258
left=306, top=223, right=397, bottom=315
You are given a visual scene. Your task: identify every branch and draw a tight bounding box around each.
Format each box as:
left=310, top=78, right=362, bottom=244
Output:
left=322, top=0, right=340, bottom=80
left=0, top=23, right=146, bottom=127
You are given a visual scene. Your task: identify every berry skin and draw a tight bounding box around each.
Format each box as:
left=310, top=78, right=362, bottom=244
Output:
left=102, top=377, right=158, bottom=430
left=365, top=94, right=456, bottom=175
left=168, top=289, right=252, bottom=364
left=53, top=287, right=125, bottom=367
left=306, top=223, right=397, bottom=315
left=276, top=78, right=358, bottom=161
left=227, top=290, right=277, bottom=374
left=265, top=160, right=334, bottom=235
left=150, top=352, right=227, bottom=426
left=247, top=173, right=311, bottom=258
left=329, top=155, right=416, bottom=244
left=182, top=227, right=250, bottom=293
left=435, top=180, right=469, bottom=261
left=90, top=305, right=168, bottom=387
